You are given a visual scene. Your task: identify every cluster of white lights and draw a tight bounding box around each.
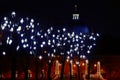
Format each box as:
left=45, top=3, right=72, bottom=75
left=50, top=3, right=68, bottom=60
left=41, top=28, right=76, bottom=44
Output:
left=80, top=55, right=86, bottom=59
left=0, top=12, right=99, bottom=61
left=6, top=36, right=13, bottom=45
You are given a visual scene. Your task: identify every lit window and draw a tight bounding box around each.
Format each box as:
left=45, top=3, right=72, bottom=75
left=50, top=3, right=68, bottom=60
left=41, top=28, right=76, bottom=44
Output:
left=73, top=14, right=79, bottom=20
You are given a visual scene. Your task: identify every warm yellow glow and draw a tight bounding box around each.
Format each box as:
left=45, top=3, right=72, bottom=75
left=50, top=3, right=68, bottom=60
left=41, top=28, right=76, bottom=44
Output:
left=73, top=64, right=76, bottom=67
left=82, top=63, right=85, bottom=66
left=94, top=64, right=97, bottom=67
left=66, top=59, right=69, bottom=62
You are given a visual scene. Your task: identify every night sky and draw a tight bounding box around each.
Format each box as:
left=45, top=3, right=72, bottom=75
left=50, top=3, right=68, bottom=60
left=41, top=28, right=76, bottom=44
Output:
left=0, top=0, right=119, bottom=55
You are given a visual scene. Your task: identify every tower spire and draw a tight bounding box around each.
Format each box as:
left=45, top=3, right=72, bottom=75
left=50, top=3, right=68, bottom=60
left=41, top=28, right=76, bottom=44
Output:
left=74, top=4, right=77, bottom=12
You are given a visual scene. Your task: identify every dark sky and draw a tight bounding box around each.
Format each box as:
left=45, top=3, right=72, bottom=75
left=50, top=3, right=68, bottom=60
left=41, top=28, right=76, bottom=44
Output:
left=0, top=0, right=113, bottom=35
left=0, top=0, right=119, bottom=55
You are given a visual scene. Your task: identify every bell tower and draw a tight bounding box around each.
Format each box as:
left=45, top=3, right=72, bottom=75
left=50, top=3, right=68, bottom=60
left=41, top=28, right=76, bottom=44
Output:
left=72, top=4, right=79, bottom=20
left=71, top=2, right=89, bottom=34
left=71, top=3, right=80, bottom=27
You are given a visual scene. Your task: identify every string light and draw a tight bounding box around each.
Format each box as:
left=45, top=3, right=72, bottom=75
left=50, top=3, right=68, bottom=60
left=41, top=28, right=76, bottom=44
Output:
left=2, top=51, right=6, bottom=55
left=0, top=11, right=99, bottom=61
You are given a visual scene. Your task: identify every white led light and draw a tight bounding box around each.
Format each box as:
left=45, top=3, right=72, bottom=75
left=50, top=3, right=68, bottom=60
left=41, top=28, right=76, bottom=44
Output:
left=48, top=42, right=51, bottom=45
left=83, top=35, right=86, bottom=38
left=53, top=49, right=56, bottom=53
left=93, top=37, right=96, bottom=40
left=23, top=44, right=26, bottom=48
left=76, top=35, right=79, bottom=39
left=67, top=40, right=70, bottom=43
left=40, top=44, right=43, bottom=48
left=21, top=34, right=24, bottom=37
left=63, top=43, right=66, bottom=46
left=25, top=39, right=27, bottom=42
left=80, top=32, right=82, bottom=35
left=9, top=39, right=12, bottom=45
left=52, top=34, right=55, bottom=38
left=89, top=36, right=93, bottom=39
left=51, top=53, right=54, bottom=57
left=33, top=47, right=36, bottom=50
left=93, top=43, right=96, bottom=46
left=26, top=44, right=29, bottom=47
left=67, top=51, right=70, bottom=55
left=76, top=44, right=79, bottom=47
left=11, top=11, right=16, bottom=17
left=57, top=43, right=60, bottom=46
left=60, top=52, right=64, bottom=55
left=31, top=19, right=34, bottom=23
left=4, top=17, right=7, bottom=21
left=44, top=33, right=47, bottom=37
left=47, top=29, right=50, bottom=33
left=10, top=27, right=14, bottom=32
left=96, top=33, right=99, bottom=36
left=0, top=42, right=2, bottom=46
left=70, top=54, right=73, bottom=57
left=68, top=33, right=70, bottom=37
left=74, top=47, right=78, bottom=51
left=41, top=35, right=43, bottom=38
left=49, top=60, right=51, bottom=63
left=5, top=21, right=8, bottom=24
left=71, top=32, right=75, bottom=37
left=39, top=55, right=42, bottom=60
left=89, top=45, right=92, bottom=49
left=50, top=27, right=53, bottom=31
left=37, top=32, right=41, bottom=36
left=80, top=55, right=82, bottom=58
left=57, top=30, right=60, bottom=33
left=16, top=46, right=20, bottom=51
left=60, top=37, right=62, bottom=41
left=21, top=39, right=24, bottom=43
left=31, top=29, right=34, bottom=33
left=37, top=23, right=39, bottom=26
left=62, top=35, right=64, bottom=38
left=3, top=23, right=7, bottom=27
left=17, top=26, right=21, bottom=32
left=82, top=55, right=86, bottom=59
left=87, top=50, right=90, bottom=54
left=31, top=36, right=34, bottom=39
left=64, top=37, right=67, bottom=40
left=52, top=39, right=55, bottom=44
left=20, top=18, right=24, bottom=24
left=48, top=53, right=50, bottom=57
left=77, top=51, right=79, bottom=55
left=42, top=41, right=46, bottom=45
left=30, top=51, right=32, bottom=55
left=81, top=40, right=83, bottom=43
left=1, top=25, right=6, bottom=30
left=52, top=45, right=54, bottom=48
left=33, top=41, right=36, bottom=45
left=2, top=51, right=6, bottom=55
left=63, top=28, right=66, bottom=32
left=67, top=56, right=70, bottom=59
left=70, top=45, right=73, bottom=48
left=70, top=49, right=73, bottom=52
left=76, top=39, right=78, bottom=42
